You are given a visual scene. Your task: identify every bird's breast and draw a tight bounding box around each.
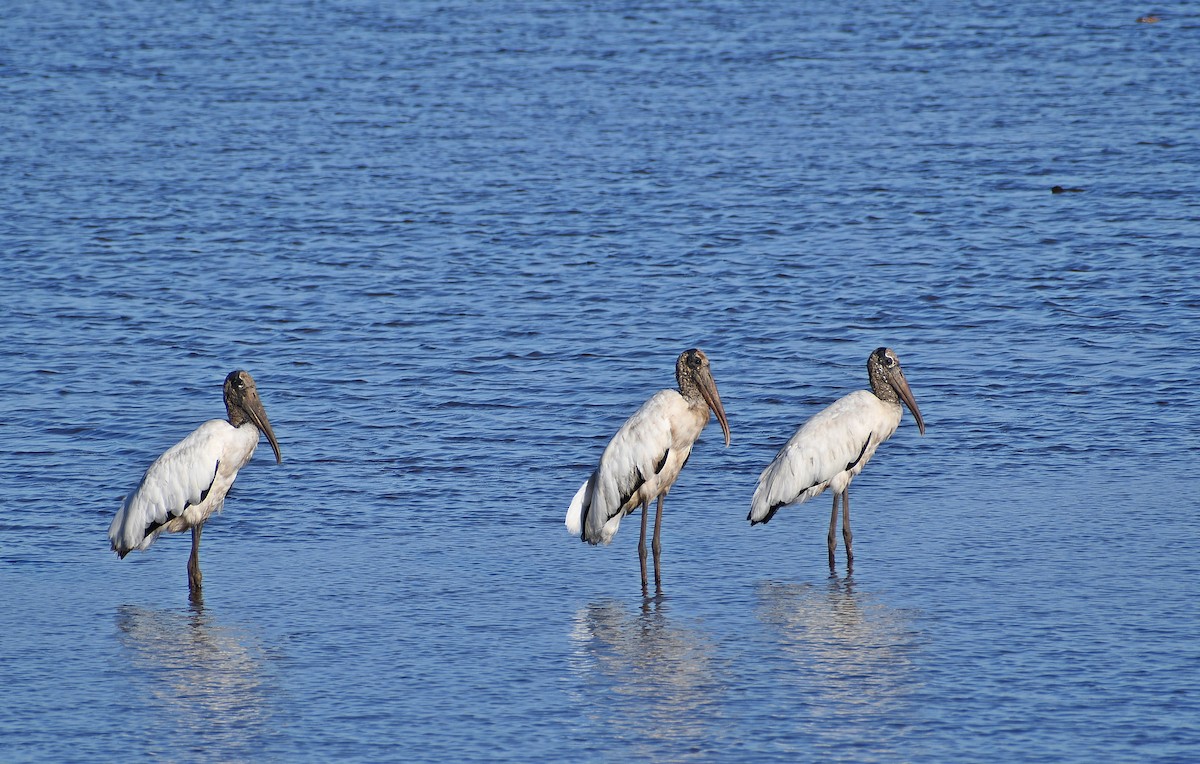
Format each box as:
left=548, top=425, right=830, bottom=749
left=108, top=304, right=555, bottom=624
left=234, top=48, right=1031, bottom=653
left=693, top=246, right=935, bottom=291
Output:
left=220, top=422, right=263, bottom=476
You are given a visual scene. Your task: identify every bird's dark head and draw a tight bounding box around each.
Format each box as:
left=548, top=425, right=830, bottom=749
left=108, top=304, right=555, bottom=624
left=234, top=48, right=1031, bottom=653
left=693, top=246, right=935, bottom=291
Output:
left=676, top=348, right=707, bottom=381
left=868, top=347, right=925, bottom=435
left=223, top=370, right=282, bottom=463
left=676, top=348, right=731, bottom=447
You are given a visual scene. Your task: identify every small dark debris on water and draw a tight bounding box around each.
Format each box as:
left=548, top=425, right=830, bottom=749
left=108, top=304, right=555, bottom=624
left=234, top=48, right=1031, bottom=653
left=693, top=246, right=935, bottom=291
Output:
left=1051, top=185, right=1085, bottom=194
left=1136, top=15, right=1160, bottom=24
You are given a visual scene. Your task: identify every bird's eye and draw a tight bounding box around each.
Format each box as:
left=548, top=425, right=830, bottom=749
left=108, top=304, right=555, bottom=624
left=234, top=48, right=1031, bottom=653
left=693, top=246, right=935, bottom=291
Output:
left=689, top=355, right=702, bottom=368
left=885, top=355, right=897, bottom=368
left=234, top=377, right=246, bottom=389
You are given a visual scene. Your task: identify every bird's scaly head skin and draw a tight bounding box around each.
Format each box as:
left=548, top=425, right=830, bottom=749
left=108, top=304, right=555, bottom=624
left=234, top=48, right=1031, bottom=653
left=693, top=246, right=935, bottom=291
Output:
left=676, top=348, right=731, bottom=446
left=224, top=370, right=283, bottom=463
left=868, top=347, right=926, bottom=435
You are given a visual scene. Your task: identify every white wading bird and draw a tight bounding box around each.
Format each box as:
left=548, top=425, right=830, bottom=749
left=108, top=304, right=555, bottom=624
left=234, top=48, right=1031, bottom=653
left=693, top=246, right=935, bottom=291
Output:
left=566, top=349, right=731, bottom=594
left=109, top=370, right=282, bottom=594
left=749, top=347, right=925, bottom=569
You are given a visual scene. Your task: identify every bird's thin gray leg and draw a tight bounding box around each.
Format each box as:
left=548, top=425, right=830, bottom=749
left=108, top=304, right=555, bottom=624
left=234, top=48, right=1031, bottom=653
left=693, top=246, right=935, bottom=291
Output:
left=652, top=494, right=665, bottom=594
left=842, top=488, right=854, bottom=564
left=827, top=493, right=839, bottom=570
left=188, top=524, right=203, bottom=593
left=638, top=499, right=650, bottom=594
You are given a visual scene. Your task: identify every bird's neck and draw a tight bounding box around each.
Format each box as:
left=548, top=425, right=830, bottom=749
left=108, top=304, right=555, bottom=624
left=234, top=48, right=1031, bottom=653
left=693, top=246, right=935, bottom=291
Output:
left=869, top=376, right=899, bottom=404
left=677, top=377, right=704, bottom=406
left=226, top=403, right=252, bottom=428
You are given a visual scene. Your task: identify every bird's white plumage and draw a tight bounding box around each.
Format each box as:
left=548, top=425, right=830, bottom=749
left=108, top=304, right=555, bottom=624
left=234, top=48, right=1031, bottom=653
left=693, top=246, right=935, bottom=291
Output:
left=564, top=477, right=592, bottom=537
left=567, top=389, right=709, bottom=545
left=749, top=390, right=902, bottom=524
left=108, top=419, right=262, bottom=555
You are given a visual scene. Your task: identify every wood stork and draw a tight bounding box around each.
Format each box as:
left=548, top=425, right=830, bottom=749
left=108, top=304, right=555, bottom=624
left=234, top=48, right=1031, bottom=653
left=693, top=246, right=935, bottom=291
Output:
left=566, top=349, right=731, bottom=594
left=749, top=347, right=925, bottom=569
left=109, top=370, right=282, bottom=594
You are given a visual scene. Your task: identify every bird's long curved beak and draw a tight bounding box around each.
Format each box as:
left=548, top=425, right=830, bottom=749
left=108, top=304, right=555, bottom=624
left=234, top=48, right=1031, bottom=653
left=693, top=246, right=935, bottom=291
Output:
left=892, top=371, right=926, bottom=435
left=247, top=395, right=283, bottom=464
left=698, top=370, right=731, bottom=447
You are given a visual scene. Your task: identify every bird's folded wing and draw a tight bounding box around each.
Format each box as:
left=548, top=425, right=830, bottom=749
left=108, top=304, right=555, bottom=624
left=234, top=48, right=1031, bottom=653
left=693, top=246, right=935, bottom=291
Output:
left=108, top=420, right=229, bottom=553
left=590, top=391, right=680, bottom=525
left=750, top=391, right=877, bottom=523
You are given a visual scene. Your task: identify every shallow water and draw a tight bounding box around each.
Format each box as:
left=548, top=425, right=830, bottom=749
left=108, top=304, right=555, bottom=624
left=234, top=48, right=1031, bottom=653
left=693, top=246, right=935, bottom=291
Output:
left=2, top=1, right=1199, bottom=761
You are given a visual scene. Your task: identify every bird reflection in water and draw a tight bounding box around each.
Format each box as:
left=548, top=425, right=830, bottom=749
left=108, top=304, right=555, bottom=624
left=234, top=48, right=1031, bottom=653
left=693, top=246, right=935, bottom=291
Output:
left=115, top=599, right=277, bottom=758
left=569, top=597, right=723, bottom=757
left=755, top=575, right=922, bottom=752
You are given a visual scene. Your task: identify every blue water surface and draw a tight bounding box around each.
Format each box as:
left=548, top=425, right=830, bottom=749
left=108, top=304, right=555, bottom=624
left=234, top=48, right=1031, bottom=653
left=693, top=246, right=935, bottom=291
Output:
left=2, top=2, right=1198, bottom=762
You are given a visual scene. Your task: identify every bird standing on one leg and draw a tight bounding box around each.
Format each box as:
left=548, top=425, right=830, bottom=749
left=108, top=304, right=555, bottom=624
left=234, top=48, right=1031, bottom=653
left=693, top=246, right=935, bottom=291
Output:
left=749, top=347, right=925, bottom=570
left=566, top=349, right=731, bottom=595
left=109, top=370, right=282, bottom=595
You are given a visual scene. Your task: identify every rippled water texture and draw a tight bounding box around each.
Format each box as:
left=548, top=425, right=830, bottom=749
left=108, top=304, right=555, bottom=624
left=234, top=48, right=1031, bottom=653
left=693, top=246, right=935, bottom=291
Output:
left=2, top=1, right=1198, bottom=762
